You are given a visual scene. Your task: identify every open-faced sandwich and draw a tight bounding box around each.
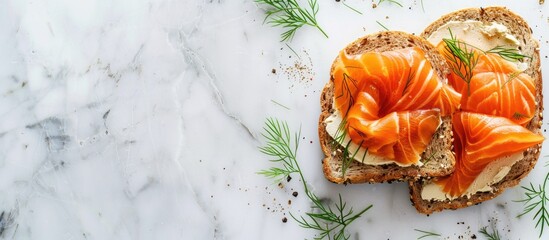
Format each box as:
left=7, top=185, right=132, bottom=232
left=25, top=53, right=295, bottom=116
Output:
left=319, top=7, right=544, bottom=214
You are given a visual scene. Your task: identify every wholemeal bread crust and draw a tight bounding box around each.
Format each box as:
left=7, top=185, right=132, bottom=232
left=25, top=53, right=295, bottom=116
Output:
left=320, top=31, right=456, bottom=184
left=409, top=7, right=543, bottom=214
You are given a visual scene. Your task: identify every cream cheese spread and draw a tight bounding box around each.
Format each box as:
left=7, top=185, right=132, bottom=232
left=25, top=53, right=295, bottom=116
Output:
left=426, top=20, right=520, bottom=51
left=426, top=20, right=527, bottom=70
left=421, top=152, right=523, bottom=201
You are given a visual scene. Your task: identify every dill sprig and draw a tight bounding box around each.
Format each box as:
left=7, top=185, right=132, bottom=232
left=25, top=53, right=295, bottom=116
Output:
left=478, top=225, right=502, bottom=240
left=442, top=29, right=530, bottom=95
left=270, top=99, right=291, bottom=110
left=255, top=0, right=328, bottom=42
left=341, top=1, right=362, bottom=15
left=487, top=46, right=531, bottom=62
left=258, top=118, right=372, bottom=239
left=336, top=72, right=358, bottom=114
left=294, top=194, right=372, bottom=240
left=335, top=122, right=367, bottom=178
left=414, top=229, right=441, bottom=239
left=512, top=112, right=530, bottom=121
left=515, top=171, right=549, bottom=238
left=443, top=32, right=529, bottom=63
left=378, top=0, right=403, bottom=7
left=285, top=43, right=302, bottom=59
left=257, top=118, right=300, bottom=183
left=501, top=70, right=522, bottom=88
left=332, top=71, right=368, bottom=177
left=442, top=29, right=479, bottom=95
left=421, top=151, right=437, bottom=165
left=333, top=117, right=355, bottom=177
left=376, top=20, right=389, bottom=31
left=402, top=68, right=415, bottom=96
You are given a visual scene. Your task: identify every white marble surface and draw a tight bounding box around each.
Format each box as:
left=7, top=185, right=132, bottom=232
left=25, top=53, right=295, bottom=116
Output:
left=0, top=0, right=548, bottom=239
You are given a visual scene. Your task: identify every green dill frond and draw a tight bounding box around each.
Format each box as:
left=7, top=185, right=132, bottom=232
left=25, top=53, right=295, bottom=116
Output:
left=479, top=225, right=502, bottom=240
left=376, top=20, right=389, bottom=31
left=270, top=99, right=291, bottom=110
left=340, top=138, right=366, bottom=178
left=341, top=1, right=362, bottom=15
left=442, top=28, right=479, bottom=95
left=421, top=151, right=437, bottom=165
left=515, top=172, right=549, bottom=238
left=487, top=46, right=530, bottom=62
left=402, top=67, right=415, bottom=96
left=258, top=117, right=372, bottom=239
left=501, top=71, right=523, bottom=89
left=414, top=229, right=441, bottom=239
left=258, top=118, right=300, bottom=181
left=512, top=112, right=530, bottom=121
left=329, top=108, right=367, bottom=178
left=335, top=72, right=359, bottom=114
left=255, top=0, right=328, bottom=41
left=378, top=0, right=403, bottom=7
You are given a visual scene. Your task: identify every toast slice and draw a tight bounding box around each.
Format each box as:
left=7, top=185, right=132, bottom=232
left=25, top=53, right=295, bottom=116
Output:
left=320, top=31, right=456, bottom=184
left=409, top=7, right=543, bottom=214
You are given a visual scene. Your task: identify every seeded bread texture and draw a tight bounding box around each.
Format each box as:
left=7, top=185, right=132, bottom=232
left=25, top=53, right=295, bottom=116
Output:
left=319, top=31, right=456, bottom=184
left=409, top=7, right=543, bottom=214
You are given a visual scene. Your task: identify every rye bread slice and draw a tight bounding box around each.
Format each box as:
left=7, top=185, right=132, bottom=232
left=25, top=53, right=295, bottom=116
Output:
left=320, top=31, right=456, bottom=184
left=410, top=7, right=543, bottom=214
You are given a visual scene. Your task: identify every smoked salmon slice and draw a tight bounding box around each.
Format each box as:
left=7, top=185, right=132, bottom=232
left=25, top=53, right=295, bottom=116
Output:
left=463, top=54, right=536, bottom=126
left=347, top=109, right=442, bottom=165
left=435, top=112, right=544, bottom=197
left=436, top=42, right=536, bottom=126
left=431, top=38, right=543, bottom=198
left=332, top=47, right=459, bottom=165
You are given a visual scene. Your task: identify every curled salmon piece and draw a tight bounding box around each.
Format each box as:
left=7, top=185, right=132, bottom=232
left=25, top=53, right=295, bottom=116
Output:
left=463, top=54, right=536, bottom=126
left=435, top=112, right=544, bottom=197
left=332, top=47, right=459, bottom=165
left=436, top=41, right=536, bottom=126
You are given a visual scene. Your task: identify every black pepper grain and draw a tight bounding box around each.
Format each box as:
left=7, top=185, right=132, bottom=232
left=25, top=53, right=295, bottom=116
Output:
left=293, top=191, right=298, bottom=197
left=282, top=217, right=288, bottom=223
left=272, top=68, right=276, bottom=74
left=287, top=175, right=292, bottom=182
